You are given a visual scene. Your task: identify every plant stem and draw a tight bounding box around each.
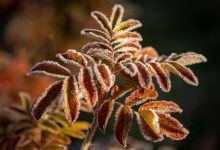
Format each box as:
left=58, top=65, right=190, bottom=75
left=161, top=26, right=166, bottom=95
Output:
left=80, top=111, right=98, bottom=150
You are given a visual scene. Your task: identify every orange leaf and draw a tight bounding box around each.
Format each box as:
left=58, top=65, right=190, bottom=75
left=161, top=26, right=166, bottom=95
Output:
left=112, top=32, right=142, bottom=45
left=27, top=61, right=71, bottom=78
left=125, top=86, right=158, bottom=106
left=32, top=81, right=63, bottom=120
left=139, top=100, right=182, bottom=113
left=111, top=84, right=133, bottom=100
left=157, top=112, right=189, bottom=140
left=134, top=46, right=159, bottom=58
left=63, top=76, right=80, bottom=124
left=78, top=67, right=98, bottom=107
left=98, top=99, right=115, bottom=133
left=114, top=42, right=141, bottom=53
left=136, top=109, right=163, bottom=142
left=114, top=105, right=133, bottom=147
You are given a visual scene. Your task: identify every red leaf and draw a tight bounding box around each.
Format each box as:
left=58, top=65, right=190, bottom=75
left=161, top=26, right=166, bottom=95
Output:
left=136, top=61, right=152, bottom=89
left=56, top=49, right=87, bottom=67
left=157, top=112, right=189, bottom=140
left=78, top=67, right=98, bottom=107
left=98, top=99, right=115, bottom=133
left=27, top=61, right=71, bottom=78
left=139, top=100, right=182, bottom=113
left=63, top=76, right=80, bottom=124
left=94, top=64, right=114, bottom=92
left=163, top=62, right=198, bottom=86
left=114, top=105, right=133, bottom=147
left=125, top=86, right=158, bottom=106
left=136, top=109, right=163, bottom=142
left=32, top=81, right=63, bottom=120
left=147, top=62, right=171, bottom=92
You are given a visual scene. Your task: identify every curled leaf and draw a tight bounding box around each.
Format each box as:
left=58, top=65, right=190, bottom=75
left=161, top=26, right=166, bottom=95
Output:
left=115, top=53, right=133, bottom=63
left=113, top=19, right=142, bottom=33
left=94, top=64, right=114, bottom=92
left=80, top=29, right=110, bottom=43
left=32, top=81, right=63, bottom=120
left=98, top=99, right=115, bottom=133
left=157, top=112, right=189, bottom=140
left=81, top=42, right=112, bottom=53
left=56, top=49, right=87, bottom=67
left=125, top=86, right=158, bottom=106
left=91, top=11, right=111, bottom=33
left=114, top=42, right=141, bottom=53
left=114, top=105, right=133, bottom=147
left=63, top=76, right=80, bottom=124
left=162, top=62, right=198, bottom=86
left=110, top=4, right=124, bottom=28
left=136, top=109, right=163, bottom=142
left=27, top=61, right=71, bottom=78
left=139, top=100, right=182, bottom=113
left=147, top=62, right=171, bottom=92
left=118, top=62, right=138, bottom=77
left=112, top=32, right=142, bottom=45
left=78, top=67, right=98, bottom=107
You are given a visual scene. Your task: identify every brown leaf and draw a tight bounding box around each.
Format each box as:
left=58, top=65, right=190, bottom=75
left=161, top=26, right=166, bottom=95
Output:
left=91, top=11, right=111, bottom=33
left=78, top=67, right=98, bottom=107
left=139, top=100, right=182, bottom=113
left=136, top=61, right=152, bottom=89
left=56, top=49, right=87, bottom=67
left=111, top=84, right=133, bottom=100
left=32, top=81, right=63, bottom=120
left=147, top=62, right=171, bottom=92
left=112, top=32, right=142, bottom=45
left=125, top=86, right=158, bottom=106
left=113, top=19, right=142, bottom=33
left=63, top=76, right=80, bottom=124
left=110, top=4, right=124, bottom=29
left=114, top=41, right=141, bottom=53
left=114, top=105, right=133, bottom=147
left=136, top=109, right=163, bottom=142
left=118, top=62, right=138, bottom=77
left=157, top=112, right=189, bottom=140
left=27, top=61, right=71, bottom=78
left=98, top=99, right=115, bottom=133
left=94, top=64, right=114, bottom=92
left=171, top=52, right=207, bottom=66
left=80, top=29, right=110, bottom=43
left=162, top=62, right=198, bottom=86
left=81, top=42, right=112, bottom=53
left=115, top=53, right=133, bottom=63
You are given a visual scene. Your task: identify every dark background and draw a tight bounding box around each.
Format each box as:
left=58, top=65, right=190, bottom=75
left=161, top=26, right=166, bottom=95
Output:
left=0, top=0, right=220, bottom=149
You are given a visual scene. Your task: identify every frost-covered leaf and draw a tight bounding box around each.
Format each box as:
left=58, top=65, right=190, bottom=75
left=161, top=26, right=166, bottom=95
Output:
left=114, top=105, right=133, bottom=147
left=110, top=4, right=124, bottom=28
left=94, top=64, right=114, bottom=92
left=136, top=61, right=152, bottom=89
left=162, top=62, right=198, bottom=86
left=125, top=86, right=158, bottom=106
left=56, top=49, right=87, bottom=67
left=81, top=42, right=112, bottom=53
left=91, top=11, right=111, bottom=33
left=147, top=62, right=171, bottom=92
left=115, top=53, right=133, bottom=63
left=63, top=76, right=80, bottom=124
left=80, top=29, right=110, bottom=43
left=98, top=99, right=115, bottom=133
left=111, top=84, right=133, bottom=100
left=87, top=48, right=114, bottom=63
left=113, top=19, right=142, bottom=33
left=118, top=62, right=138, bottom=77
left=170, top=52, right=207, bottom=66
left=157, top=112, right=189, bottom=140
left=114, top=41, right=141, bottom=53
left=112, top=32, right=142, bottom=45
left=27, top=61, right=71, bottom=78
left=136, top=109, right=163, bottom=142
left=32, top=81, right=63, bottom=120
left=134, top=46, right=159, bottom=58
left=78, top=67, right=98, bottom=107
left=139, top=100, right=182, bottom=113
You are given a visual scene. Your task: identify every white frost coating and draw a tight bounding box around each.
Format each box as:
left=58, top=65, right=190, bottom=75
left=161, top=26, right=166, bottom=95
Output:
left=113, top=19, right=142, bottom=33
left=83, top=54, right=96, bottom=65
left=81, top=42, right=112, bottom=53
left=114, top=41, right=141, bottom=51
left=87, top=48, right=113, bottom=63
left=118, top=62, right=138, bottom=77
left=91, top=11, right=112, bottom=34
left=27, top=60, right=71, bottom=78
left=115, top=53, right=133, bottom=63
left=163, top=62, right=198, bottom=86
left=111, top=33, right=143, bottom=45
left=80, top=28, right=109, bottom=43
left=56, top=49, right=88, bottom=67
left=110, top=4, right=124, bottom=28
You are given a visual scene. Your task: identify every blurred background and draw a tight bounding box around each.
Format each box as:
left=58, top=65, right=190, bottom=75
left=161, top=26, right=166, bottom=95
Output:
left=0, top=0, right=219, bottom=149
